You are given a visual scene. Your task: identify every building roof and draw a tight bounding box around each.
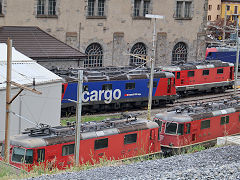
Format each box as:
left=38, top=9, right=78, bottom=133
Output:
left=0, top=26, right=86, bottom=60
left=0, top=43, right=62, bottom=90
left=222, top=0, right=240, bottom=2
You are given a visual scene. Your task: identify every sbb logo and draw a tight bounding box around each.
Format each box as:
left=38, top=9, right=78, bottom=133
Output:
left=82, top=89, right=121, bottom=104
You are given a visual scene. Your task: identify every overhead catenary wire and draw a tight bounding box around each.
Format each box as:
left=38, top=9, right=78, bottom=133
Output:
left=10, top=111, right=38, bottom=126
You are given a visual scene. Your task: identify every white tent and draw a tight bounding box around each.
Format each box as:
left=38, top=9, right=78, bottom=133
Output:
left=0, top=43, right=62, bottom=141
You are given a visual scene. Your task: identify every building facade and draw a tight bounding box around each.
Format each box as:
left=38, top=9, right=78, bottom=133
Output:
left=0, top=0, right=208, bottom=67
left=207, top=0, right=221, bottom=22
left=0, top=43, right=62, bottom=142
left=221, top=0, right=240, bottom=21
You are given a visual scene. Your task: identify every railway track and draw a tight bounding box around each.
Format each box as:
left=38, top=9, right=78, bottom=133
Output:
left=77, top=89, right=240, bottom=119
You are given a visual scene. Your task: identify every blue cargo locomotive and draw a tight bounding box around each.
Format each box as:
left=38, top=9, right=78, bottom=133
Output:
left=60, top=67, right=176, bottom=113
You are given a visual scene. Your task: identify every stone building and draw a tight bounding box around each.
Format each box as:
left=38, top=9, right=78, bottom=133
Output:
left=221, top=0, right=240, bottom=22
left=0, top=0, right=208, bottom=68
left=207, top=0, right=221, bottom=22
left=0, top=26, right=86, bottom=70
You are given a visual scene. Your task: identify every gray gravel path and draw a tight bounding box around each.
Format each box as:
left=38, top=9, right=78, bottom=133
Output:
left=29, top=145, right=240, bottom=180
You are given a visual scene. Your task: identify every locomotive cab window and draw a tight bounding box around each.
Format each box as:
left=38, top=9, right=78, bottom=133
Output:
left=217, top=68, right=224, bottom=74
left=62, top=144, right=75, bottom=156
left=202, top=70, right=209, bottom=76
left=102, top=84, right=112, bottom=90
left=176, top=72, right=180, bottom=79
left=188, top=71, right=195, bottom=77
left=25, top=149, right=33, bottom=164
left=124, top=133, right=137, bottom=144
left=83, top=85, right=88, bottom=91
left=154, top=119, right=162, bottom=140
left=12, top=147, right=33, bottom=164
left=201, top=120, right=210, bottom=129
left=147, top=81, right=157, bottom=88
left=126, top=82, right=135, bottom=90
left=220, top=116, right=229, bottom=125
left=95, top=138, right=108, bottom=150
left=62, top=84, right=65, bottom=93
left=165, top=122, right=177, bottom=135
left=1, top=144, right=4, bottom=157
left=186, top=123, right=191, bottom=134
left=177, top=124, right=184, bottom=135
left=37, top=149, right=45, bottom=162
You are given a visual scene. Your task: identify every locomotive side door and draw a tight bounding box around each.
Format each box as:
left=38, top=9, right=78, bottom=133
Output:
left=230, top=67, right=233, bottom=80
left=149, top=129, right=156, bottom=152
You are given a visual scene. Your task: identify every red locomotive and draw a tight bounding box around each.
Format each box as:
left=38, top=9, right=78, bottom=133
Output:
left=159, top=60, right=234, bottom=96
left=154, top=99, right=240, bottom=153
left=0, top=115, right=161, bottom=171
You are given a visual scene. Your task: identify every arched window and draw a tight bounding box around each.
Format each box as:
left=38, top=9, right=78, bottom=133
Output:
left=172, top=42, right=188, bottom=64
left=130, top=42, right=147, bottom=66
left=85, top=43, right=103, bottom=67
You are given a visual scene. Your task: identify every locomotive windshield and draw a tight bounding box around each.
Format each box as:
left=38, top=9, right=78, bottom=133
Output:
left=165, top=122, right=184, bottom=135
left=165, top=122, right=177, bottom=134
left=1, top=144, right=4, bottom=157
left=12, top=147, right=33, bottom=164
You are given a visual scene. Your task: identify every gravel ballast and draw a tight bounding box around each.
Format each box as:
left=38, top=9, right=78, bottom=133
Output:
left=29, top=145, right=240, bottom=180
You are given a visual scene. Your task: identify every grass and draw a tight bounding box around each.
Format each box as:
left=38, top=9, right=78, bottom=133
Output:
left=0, top=164, right=13, bottom=178
left=186, top=145, right=206, bottom=154
left=61, top=115, right=120, bottom=126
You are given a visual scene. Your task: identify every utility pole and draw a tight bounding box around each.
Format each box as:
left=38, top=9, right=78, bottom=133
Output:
left=145, top=14, right=164, bottom=120
left=234, top=17, right=239, bottom=96
left=4, top=38, right=12, bottom=163
left=223, top=5, right=227, bottom=41
left=3, top=39, right=42, bottom=163
left=75, top=70, right=83, bottom=166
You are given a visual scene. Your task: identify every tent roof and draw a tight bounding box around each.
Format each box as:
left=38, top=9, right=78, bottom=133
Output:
left=0, top=43, right=62, bottom=90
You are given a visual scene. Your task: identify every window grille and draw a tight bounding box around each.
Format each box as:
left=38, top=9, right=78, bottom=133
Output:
left=130, top=42, right=147, bottom=66
left=48, top=0, right=56, bottom=15
left=176, top=1, right=183, bottom=18
left=176, top=1, right=192, bottom=19
left=172, top=42, right=188, bottom=63
left=134, top=0, right=141, bottom=17
left=85, top=43, right=103, bottom=67
left=184, top=2, right=191, bottom=18
left=143, top=1, right=150, bottom=16
left=98, top=0, right=105, bottom=16
left=88, top=0, right=95, bottom=16
left=37, top=0, right=45, bottom=15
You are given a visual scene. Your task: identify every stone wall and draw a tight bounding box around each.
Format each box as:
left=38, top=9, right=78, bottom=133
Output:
left=0, top=0, right=208, bottom=67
